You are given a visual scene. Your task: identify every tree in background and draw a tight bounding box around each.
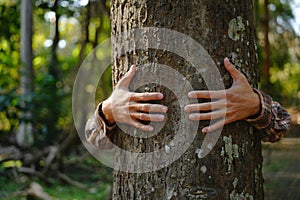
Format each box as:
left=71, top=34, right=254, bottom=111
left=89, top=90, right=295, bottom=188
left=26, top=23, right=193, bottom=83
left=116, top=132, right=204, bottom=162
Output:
left=111, top=0, right=263, bottom=198
left=0, top=0, right=112, bottom=181
left=255, top=0, right=299, bottom=102
left=262, top=0, right=272, bottom=87
left=32, top=0, right=112, bottom=143
left=17, top=0, right=34, bottom=147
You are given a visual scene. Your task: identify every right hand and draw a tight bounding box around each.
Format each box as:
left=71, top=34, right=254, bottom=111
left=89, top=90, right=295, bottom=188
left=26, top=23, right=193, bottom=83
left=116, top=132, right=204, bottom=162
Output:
left=102, top=65, right=168, bottom=132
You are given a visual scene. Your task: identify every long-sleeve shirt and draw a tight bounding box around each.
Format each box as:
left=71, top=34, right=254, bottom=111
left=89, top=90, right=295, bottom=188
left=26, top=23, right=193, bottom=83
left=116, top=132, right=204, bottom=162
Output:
left=85, top=89, right=291, bottom=148
left=245, top=89, right=290, bottom=142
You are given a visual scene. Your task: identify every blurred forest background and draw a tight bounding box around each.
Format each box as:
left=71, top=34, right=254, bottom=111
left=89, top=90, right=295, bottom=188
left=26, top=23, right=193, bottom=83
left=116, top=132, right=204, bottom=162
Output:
left=0, top=0, right=299, bottom=199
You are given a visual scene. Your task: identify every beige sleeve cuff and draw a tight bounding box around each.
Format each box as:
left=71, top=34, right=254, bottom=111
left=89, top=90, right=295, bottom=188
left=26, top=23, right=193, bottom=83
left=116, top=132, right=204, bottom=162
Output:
left=85, top=102, right=115, bottom=148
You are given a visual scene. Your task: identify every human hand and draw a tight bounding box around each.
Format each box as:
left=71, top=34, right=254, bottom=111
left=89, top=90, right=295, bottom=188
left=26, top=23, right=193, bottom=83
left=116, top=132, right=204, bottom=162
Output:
left=184, top=57, right=261, bottom=133
left=102, top=65, right=168, bottom=132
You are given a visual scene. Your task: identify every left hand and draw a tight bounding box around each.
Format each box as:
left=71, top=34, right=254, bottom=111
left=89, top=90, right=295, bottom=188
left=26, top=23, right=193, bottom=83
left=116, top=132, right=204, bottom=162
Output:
left=102, top=65, right=167, bottom=132
left=184, top=57, right=261, bottom=133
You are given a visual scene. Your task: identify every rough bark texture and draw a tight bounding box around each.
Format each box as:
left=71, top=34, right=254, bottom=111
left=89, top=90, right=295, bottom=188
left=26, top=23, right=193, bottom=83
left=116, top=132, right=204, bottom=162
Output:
left=110, top=0, right=263, bottom=199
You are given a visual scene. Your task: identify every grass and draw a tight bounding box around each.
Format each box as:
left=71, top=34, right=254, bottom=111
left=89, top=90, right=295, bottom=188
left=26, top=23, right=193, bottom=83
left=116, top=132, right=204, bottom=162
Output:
left=0, top=155, right=113, bottom=200
left=0, top=176, right=111, bottom=200
left=0, top=175, right=25, bottom=199
left=43, top=181, right=111, bottom=200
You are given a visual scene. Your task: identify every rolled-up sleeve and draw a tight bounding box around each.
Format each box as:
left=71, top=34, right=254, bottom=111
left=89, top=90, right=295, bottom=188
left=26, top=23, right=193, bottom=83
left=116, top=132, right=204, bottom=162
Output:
left=85, top=103, right=115, bottom=149
left=246, top=89, right=291, bottom=143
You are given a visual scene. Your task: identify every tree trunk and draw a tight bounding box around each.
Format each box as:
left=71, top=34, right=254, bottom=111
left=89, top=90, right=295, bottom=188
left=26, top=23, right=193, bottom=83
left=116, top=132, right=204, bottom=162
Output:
left=110, top=0, right=263, bottom=199
left=262, top=0, right=271, bottom=88
left=17, top=0, right=34, bottom=148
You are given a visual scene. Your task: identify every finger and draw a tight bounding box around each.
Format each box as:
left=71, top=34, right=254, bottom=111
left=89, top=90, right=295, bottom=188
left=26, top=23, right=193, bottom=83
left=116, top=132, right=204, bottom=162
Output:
left=130, top=104, right=168, bottom=113
left=202, top=118, right=226, bottom=133
left=189, top=109, right=226, bottom=121
left=184, top=100, right=226, bottom=112
left=130, top=112, right=165, bottom=122
left=129, top=120, right=154, bottom=132
left=117, top=65, right=136, bottom=88
left=188, top=90, right=226, bottom=99
left=224, top=57, right=245, bottom=81
left=130, top=92, right=164, bottom=102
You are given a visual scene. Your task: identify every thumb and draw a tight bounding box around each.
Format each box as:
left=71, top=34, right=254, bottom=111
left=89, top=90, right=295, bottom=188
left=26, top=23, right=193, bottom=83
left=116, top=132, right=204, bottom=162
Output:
left=224, top=57, right=243, bottom=81
left=116, top=65, right=136, bottom=88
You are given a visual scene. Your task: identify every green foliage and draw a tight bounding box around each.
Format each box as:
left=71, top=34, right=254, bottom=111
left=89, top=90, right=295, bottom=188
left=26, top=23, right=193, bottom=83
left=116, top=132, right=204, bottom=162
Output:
left=0, top=175, right=25, bottom=199
left=268, top=0, right=294, bottom=69
left=0, top=2, right=21, bottom=136
left=255, top=0, right=299, bottom=102
left=0, top=156, right=112, bottom=199
left=270, top=62, right=300, bottom=104
left=0, top=0, right=112, bottom=144
left=0, top=3, right=20, bottom=41
left=0, top=90, right=20, bottom=133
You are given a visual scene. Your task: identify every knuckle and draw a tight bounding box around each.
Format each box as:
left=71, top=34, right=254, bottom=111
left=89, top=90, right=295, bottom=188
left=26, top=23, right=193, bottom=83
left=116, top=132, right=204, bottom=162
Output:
left=194, top=92, right=201, bottom=97
left=225, top=91, right=234, bottom=99
left=189, top=105, right=194, bottom=111
left=130, top=112, right=136, bottom=119
left=129, top=93, right=135, bottom=100
left=139, top=113, right=147, bottom=120
left=203, top=113, right=209, bottom=119
left=123, top=72, right=130, bottom=79
left=140, top=94, right=146, bottom=101
left=128, top=104, right=134, bottom=111
left=142, top=104, right=149, bottom=111
left=203, top=103, right=211, bottom=110
left=189, top=92, right=198, bottom=98
left=196, top=105, right=202, bottom=111
left=192, top=113, right=200, bottom=120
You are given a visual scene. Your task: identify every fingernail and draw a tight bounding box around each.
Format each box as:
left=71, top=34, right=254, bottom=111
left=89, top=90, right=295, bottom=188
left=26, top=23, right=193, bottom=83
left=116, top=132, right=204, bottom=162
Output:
left=188, top=92, right=194, bottom=98
left=130, top=65, right=136, bottom=70
left=157, top=93, right=164, bottom=99
left=163, top=106, right=168, bottom=112
left=158, top=115, right=165, bottom=121
left=202, top=127, right=208, bottom=133
left=184, top=106, right=190, bottom=112
left=224, top=57, right=229, bottom=63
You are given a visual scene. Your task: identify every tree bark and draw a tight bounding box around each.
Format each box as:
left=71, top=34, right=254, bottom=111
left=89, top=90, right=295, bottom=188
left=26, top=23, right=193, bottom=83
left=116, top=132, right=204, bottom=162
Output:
left=17, top=0, right=34, bottom=147
left=110, top=0, right=263, bottom=199
left=262, top=0, right=271, bottom=88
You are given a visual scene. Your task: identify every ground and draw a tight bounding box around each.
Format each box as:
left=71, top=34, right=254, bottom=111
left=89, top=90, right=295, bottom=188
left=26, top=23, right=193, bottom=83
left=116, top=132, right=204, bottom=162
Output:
left=263, top=137, right=300, bottom=200
left=1, top=137, right=299, bottom=199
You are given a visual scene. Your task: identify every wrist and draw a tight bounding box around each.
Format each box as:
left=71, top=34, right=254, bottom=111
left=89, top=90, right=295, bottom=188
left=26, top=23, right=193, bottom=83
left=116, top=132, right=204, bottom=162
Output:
left=100, top=99, right=115, bottom=125
left=248, top=89, right=262, bottom=119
